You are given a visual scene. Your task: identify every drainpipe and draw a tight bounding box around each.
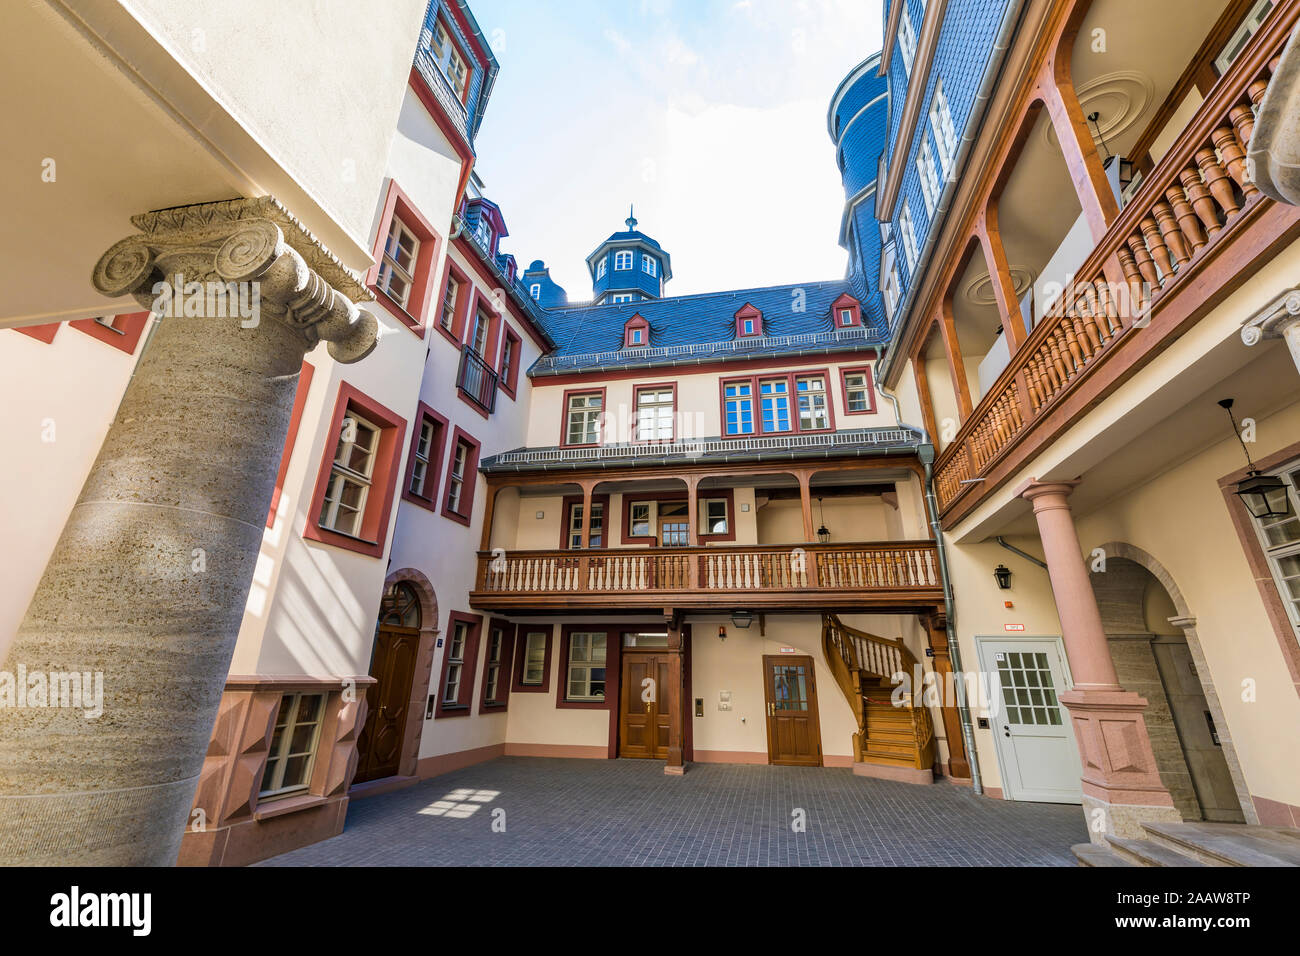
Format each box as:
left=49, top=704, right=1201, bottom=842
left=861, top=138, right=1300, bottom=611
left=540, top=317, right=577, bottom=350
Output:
left=875, top=363, right=984, bottom=794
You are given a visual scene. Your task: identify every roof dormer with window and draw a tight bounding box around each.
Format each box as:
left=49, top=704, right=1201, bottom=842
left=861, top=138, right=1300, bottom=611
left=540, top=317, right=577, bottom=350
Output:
left=735, top=303, right=764, bottom=338
left=623, top=313, right=651, bottom=349
left=831, top=293, right=864, bottom=330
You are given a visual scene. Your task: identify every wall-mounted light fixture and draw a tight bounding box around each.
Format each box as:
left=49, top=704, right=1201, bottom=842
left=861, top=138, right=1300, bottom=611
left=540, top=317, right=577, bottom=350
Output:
left=717, top=625, right=727, bottom=642
left=994, top=564, right=1012, bottom=590
left=1219, top=398, right=1288, bottom=519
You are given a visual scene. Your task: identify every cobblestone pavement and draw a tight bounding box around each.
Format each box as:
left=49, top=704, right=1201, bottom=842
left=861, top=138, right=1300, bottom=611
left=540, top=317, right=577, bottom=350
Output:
left=260, top=757, right=1087, bottom=866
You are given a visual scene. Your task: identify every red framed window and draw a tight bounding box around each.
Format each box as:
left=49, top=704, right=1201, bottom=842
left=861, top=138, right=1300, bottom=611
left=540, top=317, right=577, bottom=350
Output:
left=435, top=611, right=482, bottom=717
left=839, top=365, right=878, bottom=415
left=368, top=180, right=442, bottom=336
left=623, top=314, right=650, bottom=348
left=620, top=489, right=736, bottom=546
left=498, top=325, right=522, bottom=399
left=464, top=289, right=502, bottom=363
left=556, top=625, right=613, bottom=709
left=435, top=260, right=470, bottom=346
left=560, top=494, right=611, bottom=549
left=512, top=624, right=554, bottom=693
left=70, top=311, right=151, bottom=355
left=429, top=14, right=472, bottom=104
left=633, top=383, right=676, bottom=443
left=441, top=426, right=481, bottom=526
left=304, top=382, right=407, bottom=558
left=402, top=403, right=450, bottom=510
left=478, top=619, right=515, bottom=713
left=561, top=388, right=606, bottom=447
left=266, top=361, right=315, bottom=529
left=720, top=370, right=836, bottom=437
left=831, top=293, right=863, bottom=328
left=734, top=303, right=763, bottom=337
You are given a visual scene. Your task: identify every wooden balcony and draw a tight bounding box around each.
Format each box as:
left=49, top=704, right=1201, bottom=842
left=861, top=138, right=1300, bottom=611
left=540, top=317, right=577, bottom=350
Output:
left=932, top=4, right=1300, bottom=528
left=469, top=541, right=943, bottom=614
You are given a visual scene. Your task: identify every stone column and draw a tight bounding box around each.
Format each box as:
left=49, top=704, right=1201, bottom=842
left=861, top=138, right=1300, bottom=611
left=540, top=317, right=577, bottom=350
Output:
left=1016, top=479, right=1179, bottom=842
left=0, top=197, right=378, bottom=865
left=1241, top=286, right=1300, bottom=376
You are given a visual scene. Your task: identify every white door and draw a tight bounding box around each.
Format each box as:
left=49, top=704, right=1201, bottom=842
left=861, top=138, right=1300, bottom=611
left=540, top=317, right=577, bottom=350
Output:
left=977, top=637, right=1082, bottom=804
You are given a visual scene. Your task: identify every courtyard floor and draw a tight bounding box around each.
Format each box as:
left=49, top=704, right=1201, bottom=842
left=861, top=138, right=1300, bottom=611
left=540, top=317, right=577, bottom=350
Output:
left=259, top=757, right=1087, bottom=866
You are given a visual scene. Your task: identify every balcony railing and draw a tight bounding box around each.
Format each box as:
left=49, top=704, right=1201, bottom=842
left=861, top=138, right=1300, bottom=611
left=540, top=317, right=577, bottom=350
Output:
left=932, top=6, right=1298, bottom=522
left=470, top=541, right=942, bottom=611
left=457, top=345, right=498, bottom=413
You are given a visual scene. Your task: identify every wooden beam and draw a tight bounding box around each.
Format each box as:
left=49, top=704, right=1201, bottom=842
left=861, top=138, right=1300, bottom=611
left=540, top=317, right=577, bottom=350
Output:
left=1037, top=54, right=1119, bottom=243
left=937, top=301, right=974, bottom=421
left=976, top=204, right=1029, bottom=353
left=664, top=621, right=686, bottom=775
left=922, top=611, right=970, bottom=779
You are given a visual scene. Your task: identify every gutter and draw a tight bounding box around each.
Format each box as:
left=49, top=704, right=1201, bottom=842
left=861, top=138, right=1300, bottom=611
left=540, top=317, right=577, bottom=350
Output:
left=877, top=0, right=1029, bottom=389
left=875, top=357, right=984, bottom=794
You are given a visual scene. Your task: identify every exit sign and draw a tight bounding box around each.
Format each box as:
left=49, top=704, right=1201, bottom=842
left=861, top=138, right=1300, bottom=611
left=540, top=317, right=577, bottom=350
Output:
left=1005, top=624, right=1025, bottom=632
left=779, top=646, right=797, bottom=654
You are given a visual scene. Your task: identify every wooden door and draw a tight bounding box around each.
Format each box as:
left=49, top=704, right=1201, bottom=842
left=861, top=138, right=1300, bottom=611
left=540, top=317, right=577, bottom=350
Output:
left=355, top=583, right=421, bottom=784
left=619, top=652, right=674, bottom=759
left=762, top=655, right=822, bottom=766
left=658, top=501, right=689, bottom=547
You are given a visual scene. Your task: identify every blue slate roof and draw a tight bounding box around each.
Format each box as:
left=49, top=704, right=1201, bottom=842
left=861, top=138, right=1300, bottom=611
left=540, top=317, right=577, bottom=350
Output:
left=597, top=230, right=663, bottom=252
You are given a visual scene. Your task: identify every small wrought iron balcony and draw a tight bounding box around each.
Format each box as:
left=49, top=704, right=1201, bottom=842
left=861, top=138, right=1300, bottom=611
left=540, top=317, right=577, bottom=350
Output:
left=457, top=345, right=498, bottom=414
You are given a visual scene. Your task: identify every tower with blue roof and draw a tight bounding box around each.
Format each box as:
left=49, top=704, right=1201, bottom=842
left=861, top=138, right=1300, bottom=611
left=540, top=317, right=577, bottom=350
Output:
left=586, top=207, right=672, bottom=305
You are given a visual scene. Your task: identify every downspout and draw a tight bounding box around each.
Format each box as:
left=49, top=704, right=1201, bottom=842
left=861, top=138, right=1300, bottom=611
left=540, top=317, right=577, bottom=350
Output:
left=996, top=535, right=1047, bottom=569
left=875, top=363, right=983, bottom=794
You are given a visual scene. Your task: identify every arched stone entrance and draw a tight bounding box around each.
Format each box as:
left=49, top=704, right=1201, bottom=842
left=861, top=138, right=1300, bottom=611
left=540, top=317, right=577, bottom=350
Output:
left=354, top=569, right=439, bottom=785
left=1089, top=542, right=1253, bottom=823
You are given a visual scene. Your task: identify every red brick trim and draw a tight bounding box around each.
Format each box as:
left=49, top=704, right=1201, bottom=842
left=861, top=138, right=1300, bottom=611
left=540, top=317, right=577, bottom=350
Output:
left=441, top=426, right=481, bottom=527
left=555, top=624, right=620, bottom=711
left=69, top=311, right=151, bottom=354
left=266, top=360, right=315, bottom=528
left=511, top=623, right=554, bottom=693
left=303, top=381, right=407, bottom=558
left=559, top=386, right=608, bottom=448
left=14, top=323, right=59, bottom=344
left=838, top=364, right=878, bottom=416
left=559, top=494, right=612, bottom=549
left=435, top=611, right=483, bottom=718
left=478, top=618, right=516, bottom=714
left=498, top=324, right=523, bottom=399
left=400, top=402, right=450, bottom=513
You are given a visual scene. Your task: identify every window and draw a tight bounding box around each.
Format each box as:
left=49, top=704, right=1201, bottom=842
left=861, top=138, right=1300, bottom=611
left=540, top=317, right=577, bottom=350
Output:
left=377, top=217, right=419, bottom=309
left=442, top=621, right=469, bottom=703
left=1216, top=1, right=1274, bottom=74
left=410, top=420, right=437, bottom=497
left=482, top=625, right=506, bottom=706
left=567, top=501, right=605, bottom=549
left=612, top=293, right=636, bottom=304
left=446, top=439, right=471, bottom=514
left=529, top=283, right=541, bottom=300
left=918, top=138, right=940, bottom=214
left=403, top=404, right=448, bottom=509
left=658, top=502, right=690, bottom=547
left=797, top=375, right=830, bottom=430
left=430, top=17, right=470, bottom=100
left=259, top=693, right=325, bottom=800
left=900, top=201, right=919, bottom=270
left=642, top=255, right=657, bottom=277
left=636, top=386, right=674, bottom=442
left=701, top=498, right=729, bottom=536
left=841, top=367, right=875, bottom=414
left=743, top=319, right=755, bottom=335
left=884, top=263, right=901, bottom=319
left=724, top=381, right=754, bottom=435
left=520, top=631, right=549, bottom=686
left=566, top=633, right=607, bottom=701
left=596, top=258, right=607, bottom=280
left=565, top=391, right=603, bottom=446
left=629, top=501, right=652, bottom=537
left=320, top=412, right=380, bottom=537
left=499, top=327, right=522, bottom=397
left=899, top=7, right=917, bottom=74
left=839, top=308, right=854, bottom=327
left=614, top=250, right=634, bottom=271
left=735, top=304, right=762, bottom=337
left=1248, top=466, right=1300, bottom=629
left=629, top=327, right=643, bottom=343
left=760, top=378, right=792, bottom=433
left=468, top=306, right=492, bottom=357
left=930, top=79, right=957, bottom=174
left=473, top=216, right=493, bottom=252
left=440, top=274, right=460, bottom=332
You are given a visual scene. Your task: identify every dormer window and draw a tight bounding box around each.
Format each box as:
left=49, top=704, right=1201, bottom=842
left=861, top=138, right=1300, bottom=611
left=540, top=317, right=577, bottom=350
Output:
left=474, top=217, right=493, bottom=252
left=642, top=255, right=657, bottom=277
left=734, top=303, right=763, bottom=338
left=596, top=258, right=607, bottom=280
left=623, top=314, right=650, bottom=348
left=831, top=294, right=862, bottom=329
left=431, top=17, right=470, bottom=102
left=529, top=283, right=541, bottom=300
left=614, top=250, right=634, bottom=271
left=839, top=309, right=853, bottom=326
left=611, top=293, right=636, bottom=304
left=630, top=328, right=643, bottom=345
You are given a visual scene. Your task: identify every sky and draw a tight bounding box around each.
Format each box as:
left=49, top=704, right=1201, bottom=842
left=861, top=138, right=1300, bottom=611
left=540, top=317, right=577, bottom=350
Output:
left=467, top=0, right=884, bottom=300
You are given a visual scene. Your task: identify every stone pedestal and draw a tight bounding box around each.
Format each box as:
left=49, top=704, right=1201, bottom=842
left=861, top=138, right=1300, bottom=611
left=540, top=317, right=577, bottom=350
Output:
left=0, top=198, right=378, bottom=865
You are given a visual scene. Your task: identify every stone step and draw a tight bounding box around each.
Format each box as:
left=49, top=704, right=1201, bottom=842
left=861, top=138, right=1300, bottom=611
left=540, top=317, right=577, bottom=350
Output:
left=1141, top=822, right=1300, bottom=867
left=1107, top=837, right=1205, bottom=867
left=1072, top=842, right=1137, bottom=867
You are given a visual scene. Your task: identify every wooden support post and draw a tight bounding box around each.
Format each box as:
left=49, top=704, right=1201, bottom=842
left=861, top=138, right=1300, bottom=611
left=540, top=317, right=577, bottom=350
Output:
left=578, top=479, right=597, bottom=550
left=1037, top=56, right=1119, bottom=243
left=684, top=475, right=701, bottom=547
left=922, top=611, right=970, bottom=778
left=912, top=344, right=940, bottom=441
left=937, top=301, right=974, bottom=421
left=479, top=479, right=498, bottom=553
left=797, top=470, right=815, bottom=543
left=977, top=205, right=1029, bottom=353
left=664, top=615, right=686, bottom=775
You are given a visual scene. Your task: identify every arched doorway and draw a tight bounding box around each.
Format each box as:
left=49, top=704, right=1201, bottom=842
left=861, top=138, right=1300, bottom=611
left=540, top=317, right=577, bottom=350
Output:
left=355, top=581, right=423, bottom=784
left=1089, top=545, right=1249, bottom=823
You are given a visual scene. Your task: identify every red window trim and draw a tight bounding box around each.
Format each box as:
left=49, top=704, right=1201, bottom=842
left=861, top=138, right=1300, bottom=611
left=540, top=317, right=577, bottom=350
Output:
left=831, top=292, right=863, bottom=328
left=511, top=623, right=554, bottom=693
left=15, top=323, right=59, bottom=344
left=303, top=381, right=408, bottom=558
left=478, top=618, right=516, bottom=714
left=623, top=314, right=650, bottom=349
left=431, top=12, right=474, bottom=106
left=367, top=179, right=443, bottom=338
left=619, top=488, right=736, bottom=545
left=559, top=386, right=608, bottom=448
left=401, top=402, right=450, bottom=512
left=555, top=624, right=621, bottom=711
left=435, top=611, right=483, bottom=718
left=266, top=360, right=315, bottom=529
left=718, top=369, right=837, bottom=437
left=462, top=287, right=504, bottom=367
left=631, top=381, right=677, bottom=444
left=559, top=494, right=613, bottom=550
left=69, top=311, right=151, bottom=355
left=434, top=258, right=471, bottom=348
left=441, top=426, right=481, bottom=526
left=734, top=302, right=763, bottom=338
left=498, top=324, right=523, bottom=399
left=838, top=364, right=878, bottom=416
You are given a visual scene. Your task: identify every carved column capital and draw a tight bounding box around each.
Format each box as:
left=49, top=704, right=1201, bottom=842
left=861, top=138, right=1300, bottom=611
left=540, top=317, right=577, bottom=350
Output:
left=91, top=196, right=378, bottom=364
left=1240, top=286, right=1300, bottom=346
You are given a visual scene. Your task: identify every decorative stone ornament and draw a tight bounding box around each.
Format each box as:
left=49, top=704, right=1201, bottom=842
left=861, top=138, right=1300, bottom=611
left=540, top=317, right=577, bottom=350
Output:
left=1240, top=285, right=1300, bottom=375
left=1248, top=22, right=1300, bottom=206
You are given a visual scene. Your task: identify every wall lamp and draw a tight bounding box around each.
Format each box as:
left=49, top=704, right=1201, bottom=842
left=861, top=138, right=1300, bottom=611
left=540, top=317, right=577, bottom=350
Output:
left=731, top=610, right=754, bottom=629
left=993, top=564, right=1013, bottom=590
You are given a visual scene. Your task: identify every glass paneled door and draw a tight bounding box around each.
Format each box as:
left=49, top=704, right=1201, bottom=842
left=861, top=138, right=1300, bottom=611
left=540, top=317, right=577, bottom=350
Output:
left=762, top=655, right=822, bottom=766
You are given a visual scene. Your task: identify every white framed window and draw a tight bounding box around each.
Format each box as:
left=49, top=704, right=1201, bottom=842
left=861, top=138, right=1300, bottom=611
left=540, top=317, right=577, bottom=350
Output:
left=483, top=627, right=505, bottom=704
left=918, top=138, right=940, bottom=214
left=930, top=78, right=957, bottom=174
left=629, top=501, right=653, bottom=537
left=430, top=18, right=470, bottom=100
left=839, top=307, right=855, bottom=327
left=446, top=438, right=471, bottom=514
left=469, top=307, right=491, bottom=356
left=440, top=275, right=459, bottom=331
left=320, top=413, right=379, bottom=537
left=529, top=283, right=541, bottom=300
left=612, top=293, right=636, bottom=304
left=700, top=498, right=729, bottom=536
left=566, top=632, right=607, bottom=701
left=259, top=693, right=325, bottom=800
left=1248, top=465, right=1300, bottom=630
left=596, top=258, right=607, bottom=279
left=377, top=217, right=419, bottom=309
left=884, top=263, right=902, bottom=318
left=724, top=381, right=754, bottom=435
left=796, top=375, right=830, bottom=430
left=442, top=620, right=470, bottom=703
left=521, top=632, right=548, bottom=685
left=474, top=216, right=493, bottom=250
left=614, top=250, right=634, bottom=271
left=760, top=378, right=792, bottom=433
left=1216, top=1, right=1274, bottom=74
left=899, top=201, right=919, bottom=270
left=566, top=392, right=603, bottom=445
left=642, top=255, right=657, bottom=277
left=410, top=419, right=436, bottom=497
left=844, top=370, right=873, bottom=412
left=628, top=326, right=643, bottom=344
left=899, top=7, right=917, bottom=74
left=742, top=318, right=755, bottom=335
left=567, top=501, right=604, bottom=549
left=636, top=387, right=674, bottom=441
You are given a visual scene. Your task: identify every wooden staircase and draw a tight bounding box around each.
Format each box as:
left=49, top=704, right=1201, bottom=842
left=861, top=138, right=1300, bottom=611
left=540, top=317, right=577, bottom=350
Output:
left=822, top=614, right=936, bottom=784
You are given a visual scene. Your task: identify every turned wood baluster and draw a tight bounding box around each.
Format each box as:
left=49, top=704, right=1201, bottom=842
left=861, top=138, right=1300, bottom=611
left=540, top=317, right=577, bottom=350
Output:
left=1211, top=125, right=1257, bottom=198
left=1139, top=217, right=1174, bottom=284
left=1115, top=247, right=1146, bottom=320
left=1091, top=279, right=1117, bottom=337
left=1248, top=78, right=1270, bottom=116
left=1228, top=103, right=1255, bottom=155
left=1180, top=166, right=1221, bottom=238
left=1151, top=200, right=1189, bottom=267
left=1062, top=308, right=1085, bottom=367
left=1165, top=184, right=1207, bottom=256
left=1068, top=304, right=1095, bottom=361
left=1196, top=146, right=1239, bottom=219
left=1127, top=233, right=1160, bottom=294
left=1077, top=292, right=1104, bottom=353
left=1054, top=325, right=1075, bottom=378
